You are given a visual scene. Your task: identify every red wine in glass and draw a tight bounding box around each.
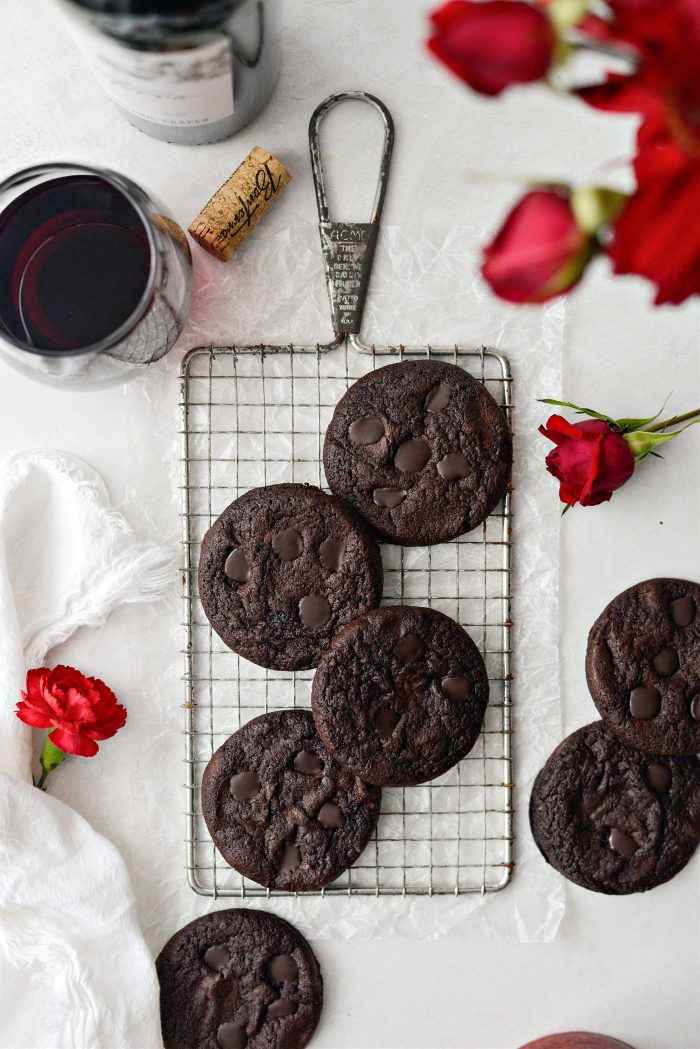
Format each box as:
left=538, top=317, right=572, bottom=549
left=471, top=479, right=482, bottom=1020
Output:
left=0, top=174, right=151, bottom=353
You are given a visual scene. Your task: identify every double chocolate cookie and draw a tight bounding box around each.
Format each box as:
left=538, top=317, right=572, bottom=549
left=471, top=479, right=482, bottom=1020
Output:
left=198, top=483, right=383, bottom=671
left=157, top=908, right=322, bottom=1049
left=311, top=606, right=489, bottom=786
left=586, top=578, right=700, bottom=755
left=201, top=709, right=381, bottom=891
left=519, top=1037, right=636, bottom=1049
left=530, top=721, right=700, bottom=894
left=323, top=359, right=512, bottom=545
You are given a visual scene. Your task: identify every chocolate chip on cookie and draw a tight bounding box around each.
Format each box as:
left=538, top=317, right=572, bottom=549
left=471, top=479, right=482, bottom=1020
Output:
left=530, top=720, right=700, bottom=894
left=201, top=710, right=381, bottom=892
left=157, top=908, right=322, bottom=1049
left=311, top=605, right=489, bottom=786
left=323, top=359, right=512, bottom=545
left=586, top=578, right=700, bottom=755
left=198, top=484, right=383, bottom=671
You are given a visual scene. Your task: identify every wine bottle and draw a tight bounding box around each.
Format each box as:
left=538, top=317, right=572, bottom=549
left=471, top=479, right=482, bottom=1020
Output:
left=55, top=0, right=282, bottom=146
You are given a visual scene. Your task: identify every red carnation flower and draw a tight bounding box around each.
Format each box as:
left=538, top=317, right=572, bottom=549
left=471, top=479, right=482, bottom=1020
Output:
left=17, top=665, right=127, bottom=759
left=427, top=0, right=556, bottom=97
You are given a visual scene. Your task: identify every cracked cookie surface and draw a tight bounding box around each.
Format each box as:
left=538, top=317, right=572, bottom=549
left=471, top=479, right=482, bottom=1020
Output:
left=198, top=484, right=383, bottom=671
left=201, top=710, right=381, bottom=892
left=323, top=359, right=512, bottom=545
left=311, top=606, right=489, bottom=786
left=157, top=908, right=322, bottom=1049
left=586, top=577, right=700, bottom=755
left=530, top=720, right=700, bottom=894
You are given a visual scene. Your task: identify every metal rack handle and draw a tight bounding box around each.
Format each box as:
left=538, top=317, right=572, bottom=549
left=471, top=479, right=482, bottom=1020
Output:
left=309, top=91, right=394, bottom=338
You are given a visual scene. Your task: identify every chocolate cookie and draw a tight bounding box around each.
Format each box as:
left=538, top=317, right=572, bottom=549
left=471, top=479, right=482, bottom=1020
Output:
left=198, top=484, right=383, bottom=671
left=519, top=1037, right=636, bottom=1049
left=322, top=359, right=512, bottom=545
left=530, top=721, right=700, bottom=894
left=310, top=606, right=489, bottom=786
left=201, top=709, right=381, bottom=891
left=156, top=908, right=322, bottom=1049
left=586, top=578, right=700, bottom=755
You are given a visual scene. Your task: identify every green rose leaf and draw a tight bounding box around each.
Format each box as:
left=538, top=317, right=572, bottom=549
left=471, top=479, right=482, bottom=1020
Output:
left=538, top=398, right=614, bottom=424
left=616, top=416, right=662, bottom=432
left=615, top=398, right=669, bottom=433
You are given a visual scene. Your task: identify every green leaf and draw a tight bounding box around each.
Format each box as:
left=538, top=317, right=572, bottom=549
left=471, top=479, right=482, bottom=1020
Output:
left=617, top=416, right=661, bottom=432
left=624, top=418, right=700, bottom=459
left=615, top=396, right=670, bottom=433
left=539, top=398, right=614, bottom=424
left=540, top=398, right=676, bottom=434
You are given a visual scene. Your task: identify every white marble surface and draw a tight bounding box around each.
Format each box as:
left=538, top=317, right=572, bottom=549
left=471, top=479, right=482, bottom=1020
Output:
left=1, top=2, right=699, bottom=1047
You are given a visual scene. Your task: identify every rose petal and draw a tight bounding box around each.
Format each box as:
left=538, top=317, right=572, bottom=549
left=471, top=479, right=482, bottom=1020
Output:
left=579, top=433, right=605, bottom=504
left=539, top=415, right=588, bottom=445
left=427, top=0, right=555, bottom=98
left=542, top=417, right=634, bottom=508
left=558, top=481, right=582, bottom=506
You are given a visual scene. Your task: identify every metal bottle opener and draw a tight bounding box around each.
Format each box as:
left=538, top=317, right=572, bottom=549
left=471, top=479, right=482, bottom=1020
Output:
left=309, top=91, right=394, bottom=340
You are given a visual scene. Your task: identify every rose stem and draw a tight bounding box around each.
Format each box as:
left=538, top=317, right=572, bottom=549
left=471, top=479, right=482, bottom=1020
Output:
left=646, top=409, right=700, bottom=433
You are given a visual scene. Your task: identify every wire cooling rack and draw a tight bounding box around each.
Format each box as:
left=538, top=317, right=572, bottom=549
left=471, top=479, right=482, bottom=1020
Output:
left=180, top=340, right=513, bottom=897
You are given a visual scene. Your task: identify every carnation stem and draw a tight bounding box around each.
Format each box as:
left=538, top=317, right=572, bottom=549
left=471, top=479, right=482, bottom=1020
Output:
left=646, top=409, right=700, bottom=433
left=35, top=768, right=50, bottom=791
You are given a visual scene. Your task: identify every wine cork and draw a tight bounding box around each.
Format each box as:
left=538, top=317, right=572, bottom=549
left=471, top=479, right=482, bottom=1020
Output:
left=188, top=147, right=292, bottom=261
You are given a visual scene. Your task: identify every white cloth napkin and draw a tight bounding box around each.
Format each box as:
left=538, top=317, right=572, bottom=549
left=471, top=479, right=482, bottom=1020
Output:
left=0, top=452, right=172, bottom=1049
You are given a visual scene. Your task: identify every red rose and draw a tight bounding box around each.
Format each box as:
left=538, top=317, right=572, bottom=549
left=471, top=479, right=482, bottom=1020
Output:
left=427, top=0, right=556, bottom=96
left=481, top=190, right=594, bottom=303
left=579, top=0, right=700, bottom=156
left=539, top=415, right=636, bottom=506
left=608, top=143, right=700, bottom=304
left=16, top=665, right=127, bottom=757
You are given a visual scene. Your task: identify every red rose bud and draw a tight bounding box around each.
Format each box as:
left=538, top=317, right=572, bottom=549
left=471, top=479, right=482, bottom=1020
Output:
left=539, top=415, right=636, bottom=506
left=17, top=665, right=127, bottom=758
left=481, top=189, right=596, bottom=303
left=427, top=0, right=557, bottom=96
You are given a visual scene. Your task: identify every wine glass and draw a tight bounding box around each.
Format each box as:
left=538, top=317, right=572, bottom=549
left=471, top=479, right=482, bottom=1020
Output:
left=0, top=163, right=193, bottom=388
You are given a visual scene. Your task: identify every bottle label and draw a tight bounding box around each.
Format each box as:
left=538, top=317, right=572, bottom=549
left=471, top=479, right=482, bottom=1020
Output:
left=68, top=26, right=235, bottom=129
